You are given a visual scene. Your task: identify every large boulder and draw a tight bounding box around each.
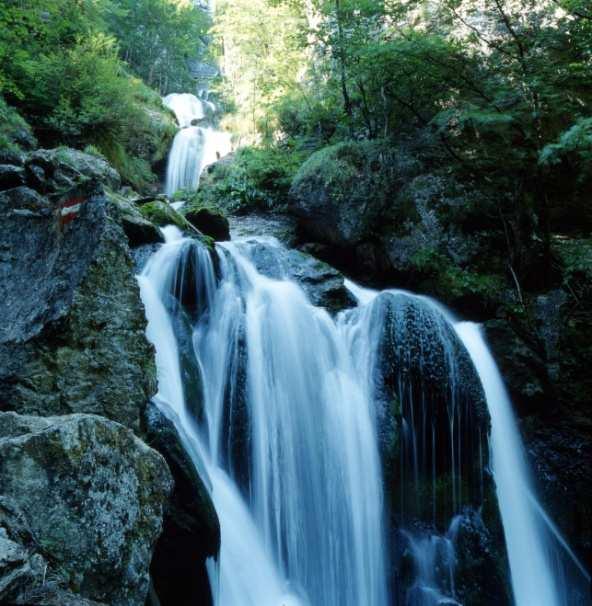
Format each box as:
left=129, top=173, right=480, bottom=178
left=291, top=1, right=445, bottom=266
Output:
left=183, top=206, right=230, bottom=241
left=107, top=190, right=164, bottom=247
left=0, top=412, right=173, bottom=606
left=289, top=140, right=509, bottom=319
left=0, top=179, right=156, bottom=431
left=230, top=239, right=355, bottom=312
left=25, top=148, right=121, bottom=194
left=143, top=402, right=220, bottom=606
left=290, top=140, right=418, bottom=247
left=354, top=291, right=488, bottom=527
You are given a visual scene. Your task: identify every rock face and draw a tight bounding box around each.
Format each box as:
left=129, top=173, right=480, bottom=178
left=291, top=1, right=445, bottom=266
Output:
left=360, top=292, right=489, bottom=526
left=235, top=239, right=355, bottom=312
left=143, top=402, right=220, bottom=606
left=0, top=412, right=172, bottom=606
left=289, top=140, right=508, bottom=319
left=0, top=176, right=155, bottom=430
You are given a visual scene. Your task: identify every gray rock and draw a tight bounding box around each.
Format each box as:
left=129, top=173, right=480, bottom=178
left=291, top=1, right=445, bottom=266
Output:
left=0, top=412, right=173, bottom=606
left=233, top=239, right=355, bottom=312
left=143, top=402, right=220, bottom=606
left=283, top=248, right=355, bottom=312
left=25, top=148, right=121, bottom=194
left=229, top=212, right=298, bottom=247
left=107, top=191, right=164, bottom=247
left=0, top=180, right=156, bottom=431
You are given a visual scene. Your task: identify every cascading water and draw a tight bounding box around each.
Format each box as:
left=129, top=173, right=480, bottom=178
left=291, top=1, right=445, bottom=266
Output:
left=138, top=230, right=588, bottom=605
left=163, top=93, right=231, bottom=196
left=455, top=323, right=591, bottom=606
left=139, top=234, right=389, bottom=606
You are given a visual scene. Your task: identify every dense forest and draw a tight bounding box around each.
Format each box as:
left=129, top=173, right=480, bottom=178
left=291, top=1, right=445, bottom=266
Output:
left=0, top=1, right=591, bottom=605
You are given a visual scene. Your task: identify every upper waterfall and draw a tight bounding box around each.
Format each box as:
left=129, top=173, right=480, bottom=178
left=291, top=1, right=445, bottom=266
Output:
left=163, top=93, right=231, bottom=196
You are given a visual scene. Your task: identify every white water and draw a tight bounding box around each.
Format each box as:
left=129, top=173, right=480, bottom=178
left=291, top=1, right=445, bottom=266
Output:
left=139, top=227, right=588, bottom=606
left=455, top=322, right=568, bottom=606
left=163, top=93, right=231, bottom=196
left=139, top=234, right=389, bottom=606
left=346, top=282, right=589, bottom=605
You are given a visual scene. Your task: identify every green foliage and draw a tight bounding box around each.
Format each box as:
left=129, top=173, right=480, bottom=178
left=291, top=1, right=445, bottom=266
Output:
left=106, top=0, right=210, bottom=94
left=412, top=248, right=504, bottom=304
left=213, top=0, right=308, bottom=143
left=213, top=0, right=592, bottom=277
left=0, top=0, right=186, bottom=191
left=190, top=146, right=306, bottom=213
left=540, top=118, right=592, bottom=173
left=0, top=96, right=35, bottom=152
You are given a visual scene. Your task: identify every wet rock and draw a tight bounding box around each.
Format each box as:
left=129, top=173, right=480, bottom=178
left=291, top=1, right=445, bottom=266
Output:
left=362, top=292, right=488, bottom=527
left=229, top=212, right=298, bottom=247
left=25, top=148, right=121, bottom=194
left=184, top=206, right=230, bottom=241
left=452, top=510, right=511, bottom=605
left=235, top=239, right=355, bottom=312
left=0, top=180, right=156, bottom=431
left=0, top=411, right=172, bottom=606
left=283, top=249, right=355, bottom=312
left=143, top=402, right=220, bottom=606
left=107, top=190, right=164, bottom=247
left=131, top=243, right=162, bottom=274
left=0, top=164, right=25, bottom=190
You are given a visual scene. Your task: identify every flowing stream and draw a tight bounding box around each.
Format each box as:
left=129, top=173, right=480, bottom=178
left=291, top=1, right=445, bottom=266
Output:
left=138, top=229, right=589, bottom=605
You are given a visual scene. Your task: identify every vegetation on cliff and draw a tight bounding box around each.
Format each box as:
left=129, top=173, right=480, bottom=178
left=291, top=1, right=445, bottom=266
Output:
left=0, top=0, right=208, bottom=190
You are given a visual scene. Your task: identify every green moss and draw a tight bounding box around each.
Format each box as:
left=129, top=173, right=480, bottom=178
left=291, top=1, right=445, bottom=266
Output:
left=139, top=200, right=190, bottom=230
left=411, top=248, right=504, bottom=305
left=95, top=137, right=155, bottom=193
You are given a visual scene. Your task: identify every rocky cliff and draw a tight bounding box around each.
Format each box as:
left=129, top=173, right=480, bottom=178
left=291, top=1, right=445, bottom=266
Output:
left=0, top=148, right=220, bottom=605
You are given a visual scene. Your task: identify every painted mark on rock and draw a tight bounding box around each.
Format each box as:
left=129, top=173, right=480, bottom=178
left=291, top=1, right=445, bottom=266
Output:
left=59, top=196, right=86, bottom=227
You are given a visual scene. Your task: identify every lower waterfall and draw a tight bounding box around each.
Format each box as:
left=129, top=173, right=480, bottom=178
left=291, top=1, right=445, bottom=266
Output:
left=138, top=229, right=589, bottom=606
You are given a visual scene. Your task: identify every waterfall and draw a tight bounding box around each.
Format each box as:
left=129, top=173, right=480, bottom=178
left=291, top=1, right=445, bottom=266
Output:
left=138, top=234, right=389, bottom=606
left=138, top=229, right=588, bottom=605
left=163, top=93, right=231, bottom=196
left=455, top=323, right=591, bottom=606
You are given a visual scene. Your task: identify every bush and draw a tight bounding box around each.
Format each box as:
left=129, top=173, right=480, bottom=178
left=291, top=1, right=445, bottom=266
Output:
left=0, top=96, right=35, bottom=152
left=188, top=146, right=308, bottom=213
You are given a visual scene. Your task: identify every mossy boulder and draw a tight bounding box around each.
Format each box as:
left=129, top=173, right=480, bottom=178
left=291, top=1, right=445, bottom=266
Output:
left=140, top=199, right=193, bottom=231
left=183, top=205, right=230, bottom=241
left=0, top=412, right=172, bottom=606
left=107, top=190, right=164, bottom=247
left=290, top=140, right=419, bottom=246
left=193, top=146, right=304, bottom=216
